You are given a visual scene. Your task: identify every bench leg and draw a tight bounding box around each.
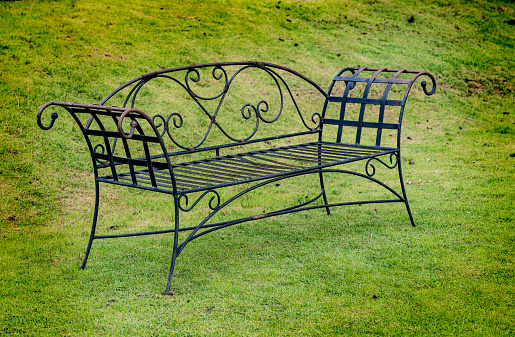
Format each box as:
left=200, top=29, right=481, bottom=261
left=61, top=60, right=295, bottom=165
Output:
left=165, top=197, right=180, bottom=295
left=81, top=180, right=100, bottom=269
left=397, top=158, right=416, bottom=227
left=318, top=171, right=331, bottom=215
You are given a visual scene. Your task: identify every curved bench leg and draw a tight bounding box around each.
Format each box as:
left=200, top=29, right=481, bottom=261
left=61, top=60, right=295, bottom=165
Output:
left=318, top=171, right=331, bottom=215
left=81, top=180, right=100, bottom=269
left=397, top=156, right=416, bottom=227
left=165, top=196, right=181, bottom=295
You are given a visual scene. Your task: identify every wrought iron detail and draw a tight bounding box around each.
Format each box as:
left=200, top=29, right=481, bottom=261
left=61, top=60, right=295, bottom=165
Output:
left=241, top=100, right=269, bottom=120
left=311, top=112, right=321, bottom=130
left=92, top=144, right=108, bottom=166
left=365, top=152, right=399, bottom=177
left=178, top=190, right=221, bottom=212
left=184, top=65, right=228, bottom=100
left=37, top=111, right=58, bottom=130
left=421, top=80, right=436, bottom=95
left=100, top=63, right=324, bottom=153
left=117, top=115, right=140, bottom=140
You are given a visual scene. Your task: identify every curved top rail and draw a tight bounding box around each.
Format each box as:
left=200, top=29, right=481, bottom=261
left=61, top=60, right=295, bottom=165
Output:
left=97, top=62, right=330, bottom=153
left=100, top=61, right=328, bottom=105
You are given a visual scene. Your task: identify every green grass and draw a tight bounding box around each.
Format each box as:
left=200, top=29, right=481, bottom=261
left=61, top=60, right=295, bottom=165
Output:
left=1, top=0, right=514, bottom=335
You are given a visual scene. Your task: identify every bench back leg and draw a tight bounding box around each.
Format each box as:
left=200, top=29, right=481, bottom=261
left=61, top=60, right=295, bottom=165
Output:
left=318, top=171, right=331, bottom=215
left=397, top=155, right=416, bottom=227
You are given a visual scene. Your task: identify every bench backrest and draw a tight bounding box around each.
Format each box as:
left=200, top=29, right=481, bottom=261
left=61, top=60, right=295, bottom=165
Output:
left=100, top=62, right=328, bottom=157
left=321, top=67, right=436, bottom=148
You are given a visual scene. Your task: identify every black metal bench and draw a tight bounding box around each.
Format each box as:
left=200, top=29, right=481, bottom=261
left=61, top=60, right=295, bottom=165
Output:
left=37, top=62, right=436, bottom=294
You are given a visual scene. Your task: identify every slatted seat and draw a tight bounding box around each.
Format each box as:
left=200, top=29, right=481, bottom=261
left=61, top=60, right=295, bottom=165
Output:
left=104, top=141, right=394, bottom=193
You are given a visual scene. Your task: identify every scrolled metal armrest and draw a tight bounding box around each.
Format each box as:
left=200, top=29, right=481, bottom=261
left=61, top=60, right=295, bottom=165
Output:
left=37, top=101, right=63, bottom=130
left=415, top=72, right=437, bottom=96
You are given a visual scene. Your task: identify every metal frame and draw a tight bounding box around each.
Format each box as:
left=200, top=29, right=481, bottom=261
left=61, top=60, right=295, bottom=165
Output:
left=37, top=62, right=436, bottom=294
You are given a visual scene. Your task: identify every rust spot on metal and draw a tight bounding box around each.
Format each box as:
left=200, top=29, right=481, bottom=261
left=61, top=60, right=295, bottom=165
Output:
left=252, top=214, right=266, bottom=220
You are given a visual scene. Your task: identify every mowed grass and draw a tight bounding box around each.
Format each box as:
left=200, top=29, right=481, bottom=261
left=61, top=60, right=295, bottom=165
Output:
left=1, top=0, right=514, bottom=335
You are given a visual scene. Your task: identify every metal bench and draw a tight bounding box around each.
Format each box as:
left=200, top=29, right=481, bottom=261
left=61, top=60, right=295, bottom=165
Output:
left=37, top=62, right=436, bottom=294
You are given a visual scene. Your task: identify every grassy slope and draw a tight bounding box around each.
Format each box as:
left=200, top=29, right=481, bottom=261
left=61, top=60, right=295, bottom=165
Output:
left=0, top=0, right=514, bottom=335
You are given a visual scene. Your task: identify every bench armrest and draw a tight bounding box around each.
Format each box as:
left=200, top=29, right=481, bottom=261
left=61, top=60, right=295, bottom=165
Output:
left=37, top=102, right=178, bottom=192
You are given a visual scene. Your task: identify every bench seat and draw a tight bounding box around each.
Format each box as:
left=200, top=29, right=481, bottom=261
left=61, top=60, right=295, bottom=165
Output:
left=99, top=141, right=397, bottom=194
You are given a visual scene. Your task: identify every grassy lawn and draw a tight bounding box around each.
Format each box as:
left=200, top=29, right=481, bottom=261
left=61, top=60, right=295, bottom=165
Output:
left=1, top=0, right=514, bottom=335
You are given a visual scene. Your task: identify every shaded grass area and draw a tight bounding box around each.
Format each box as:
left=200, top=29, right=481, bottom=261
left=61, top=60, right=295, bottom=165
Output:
left=1, top=0, right=514, bottom=335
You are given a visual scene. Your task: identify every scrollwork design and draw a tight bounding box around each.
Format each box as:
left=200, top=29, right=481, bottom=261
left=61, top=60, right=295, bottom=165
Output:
left=410, top=72, right=436, bottom=96
left=152, top=114, right=167, bottom=137
left=421, top=79, right=436, bottom=95
left=178, top=190, right=221, bottom=212
left=152, top=112, right=186, bottom=149
left=365, top=152, right=399, bottom=177
left=212, top=65, right=284, bottom=143
left=241, top=103, right=256, bottom=120
left=310, top=112, right=322, bottom=130
left=38, top=112, right=58, bottom=130
left=167, top=113, right=184, bottom=129
left=212, top=66, right=225, bottom=81
left=256, top=101, right=269, bottom=117
left=165, top=113, right=189, bottom=149
left=241, top=100, right=269, bottom=120
left=93, top=144, right=108, bottom=166
left=187, top=68, right=200, bottom=83
left=263, top=67, right=324, bottom=131
left=150, top=111, right=191, bottom=149
left=37, top=103, right=60, bottom=130
left=118, top=120, right=139, bottom=139
left=184, top=65, right=228, bottom=100
left=112, top=63, right=328, bottom=151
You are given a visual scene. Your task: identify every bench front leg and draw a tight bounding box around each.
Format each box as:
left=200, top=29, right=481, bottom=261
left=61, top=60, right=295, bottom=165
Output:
left=165, top=195, right=181, bottom=295
left=81, top=180, right=100, bottom=269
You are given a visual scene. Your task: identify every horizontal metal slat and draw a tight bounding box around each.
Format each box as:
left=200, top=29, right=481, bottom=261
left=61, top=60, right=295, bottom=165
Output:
left=94, top=153, right=169, bottom=170
left=323, top=119, right=399, bottom=130
left=333, top=76, right=412, bottom=84
left=326, top=96, right=403, bottom=106
left=85, top=129, right=160, bottom=143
